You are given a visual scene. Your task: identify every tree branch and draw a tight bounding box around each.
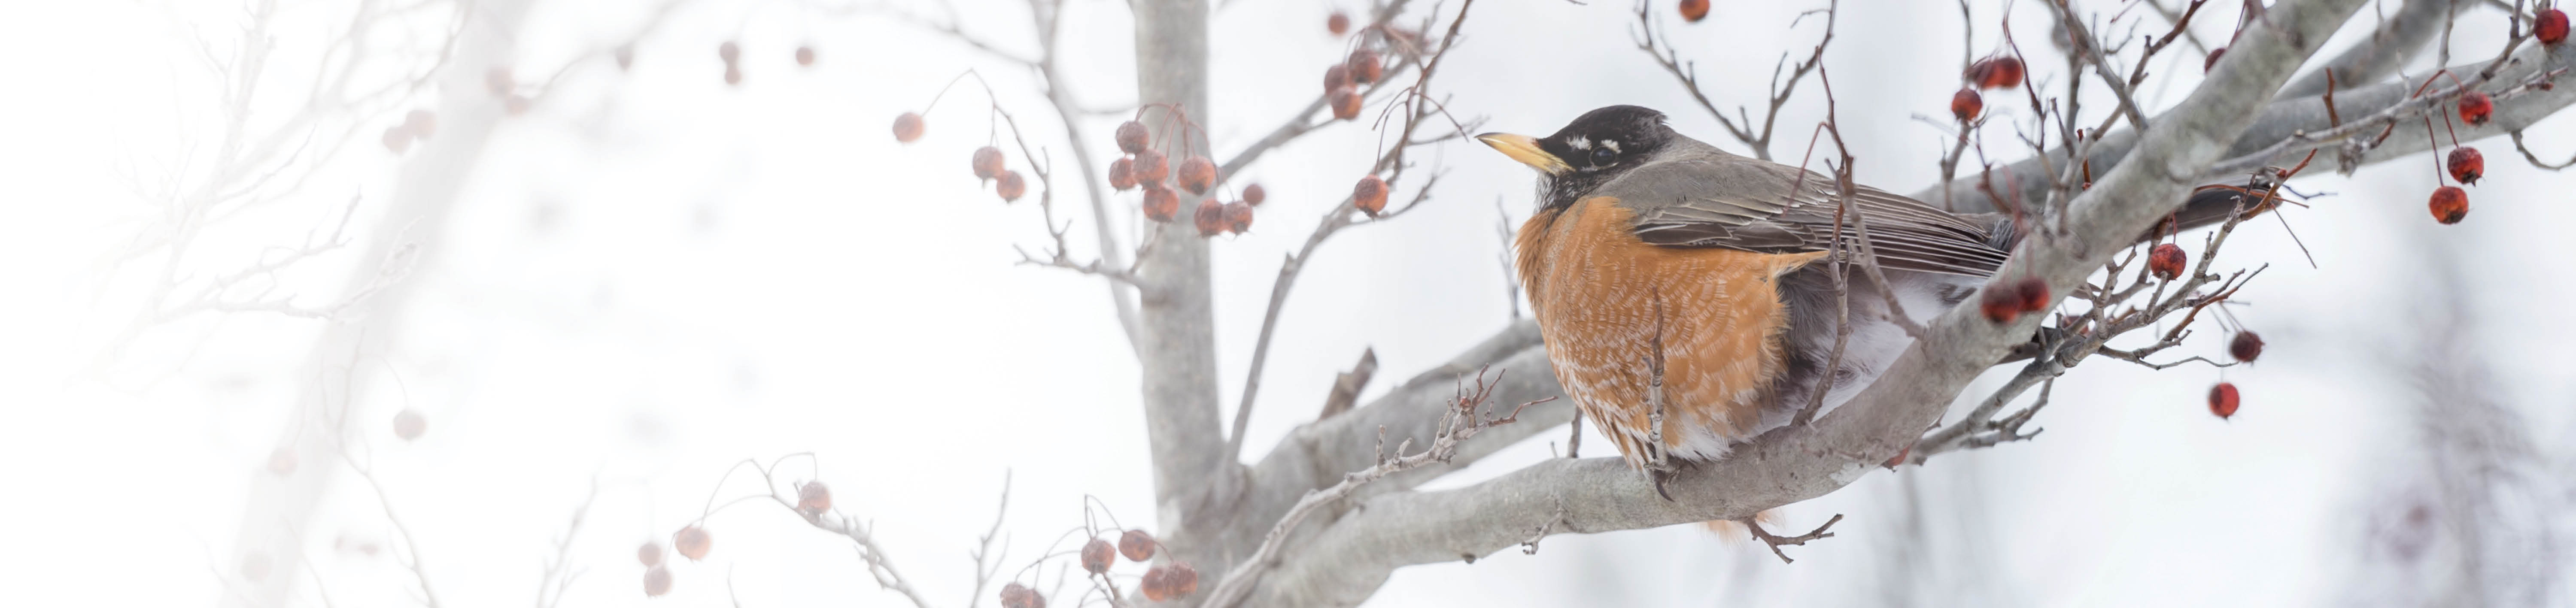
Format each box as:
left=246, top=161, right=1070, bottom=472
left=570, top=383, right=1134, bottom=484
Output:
left=1232, top=0, right=2368, bottom=603
left=2277, top=0, right=2461, bottom=97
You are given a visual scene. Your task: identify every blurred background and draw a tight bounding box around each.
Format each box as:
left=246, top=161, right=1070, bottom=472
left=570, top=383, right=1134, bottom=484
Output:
left=4, top=0, right=2573, bottom=605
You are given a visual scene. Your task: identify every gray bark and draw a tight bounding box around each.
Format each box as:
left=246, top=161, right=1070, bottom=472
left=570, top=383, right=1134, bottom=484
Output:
left=220, top=2, right=532, bottom=605
left=1129, top=0, right=1234, bottom=578
left=2277, top=0, right=2463, bottom=98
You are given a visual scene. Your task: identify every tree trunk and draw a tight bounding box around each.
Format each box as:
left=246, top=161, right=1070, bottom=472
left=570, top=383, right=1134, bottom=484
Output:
left=220, top=2, right=531, bottom=605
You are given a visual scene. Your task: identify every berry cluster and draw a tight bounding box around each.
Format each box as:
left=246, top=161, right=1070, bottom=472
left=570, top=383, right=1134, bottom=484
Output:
left=1951, top=55, right=2023, bottom=122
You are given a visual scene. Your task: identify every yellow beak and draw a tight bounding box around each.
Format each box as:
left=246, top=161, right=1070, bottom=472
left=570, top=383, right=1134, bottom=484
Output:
left=1476, top=132, right=1570, bottom=175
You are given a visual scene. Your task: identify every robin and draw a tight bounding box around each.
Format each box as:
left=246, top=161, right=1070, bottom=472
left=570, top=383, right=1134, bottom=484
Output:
left=1479, top=105, right=2257, bottom=492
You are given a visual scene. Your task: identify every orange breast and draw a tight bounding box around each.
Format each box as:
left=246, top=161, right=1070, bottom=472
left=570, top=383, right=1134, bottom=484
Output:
left=1517, top=197, right=1824, bottom=468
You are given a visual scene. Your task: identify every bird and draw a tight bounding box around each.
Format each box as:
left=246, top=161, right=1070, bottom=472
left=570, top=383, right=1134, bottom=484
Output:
left=1478, top=105, right=2258, bottom=492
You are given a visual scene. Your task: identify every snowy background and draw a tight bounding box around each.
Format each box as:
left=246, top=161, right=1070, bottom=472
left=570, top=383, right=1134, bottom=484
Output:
left=4, top=0, right=2573, bottom=606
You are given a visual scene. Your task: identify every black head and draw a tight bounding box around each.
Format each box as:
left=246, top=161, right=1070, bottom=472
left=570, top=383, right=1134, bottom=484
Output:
left=1478, top=105, right=1679, bottom=209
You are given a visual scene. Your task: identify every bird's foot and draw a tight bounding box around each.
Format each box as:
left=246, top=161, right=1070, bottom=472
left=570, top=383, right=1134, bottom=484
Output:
left=1644, top=457, right=1682, bottom=502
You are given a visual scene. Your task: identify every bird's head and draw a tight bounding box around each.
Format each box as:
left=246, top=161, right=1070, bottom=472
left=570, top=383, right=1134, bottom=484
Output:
left=1477, top=105, right=1677, bottom=208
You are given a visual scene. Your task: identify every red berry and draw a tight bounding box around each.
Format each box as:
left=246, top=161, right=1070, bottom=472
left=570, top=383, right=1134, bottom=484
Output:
left=674, top=526, right=712, bottom=561
left=1115, top=121, right=1150, bottom=154
left=1330, top=86, right=1364, bottom=121
left=2459, top=91, right=2494, bottom=126
left=615, top=45, right=635, bottom=70
left=999, top=582, right=1042, bottom=608
left=1140, top=567, right=1172, bottom=602
left=1079, top=538, right=1114, bottom=574
left=1242, top=183, right=1267, bottom=206
left=1352, top=175, right=1389, bottom=216
left=1163, top=563, right=1200, bottom=597
left=2208, top=382, right=2240, bottom=419
left=1118, top=529, right=1157, bottom=562
left=719, top=41, right=740, bottom=64
left=1965, top=56, right=2023, bottom=89
left=1142, top=185, right=1181, bottom=222
left=381, top=126, right=412, bottom=154
left=2447, top=146, right=2484, bottom=185
left=2429, top=185, right=2470, bottom=224
left=392, top=408, right=426, bottom=441
left=892, top=112, right=926, bottom=143
left=486, top=67, right=514, bottom=97
left=1347, top=49, right=1383, bottom=84
left=403, top=109, right=437, bottom=139
left=1679, top=0, right=1710, bottom=22
left=1177, top=155, right=1217, bottom=194
left=1194, top=199, right=1228, bottom=236
left=2204, top=47, right=2226, bottom=72
left=1133, top=150, right=1170, bottom=186
left=996, top=171, right=1028, bottom=202
left=796, top=481, right=832, bottom=514
left=267, top=446, right=298, bottom=476
left=1951, top=88, right=1983, bottom=122
left=637, top=542, right=665, bottom=566
left=505, top=94, right=532, bottom=116
left=1327, top=11, right=1351, bottom=36
left=2013, top=276, right=2050, bottom=312
left=795, top=45, right=816, bottom=66
left=1224, top=200, right=1255, bottom=234
left=643, top=565, right=672, bottom=597
left=2229, top=331, right=2264, bottom=363
left=1324, top=64, right=1352, bottom=95
left=1883, top=443, right=1913, bottom=470
left=972, top=146, right=1005, bottom=180
left=1108, top=157, right=1138, bottom=191
left=1978, top=285, right=2021, bottom=324
left=2539, top=9, right=2570, bottom=45
left=723, top=65, right=742, bottom=86
left=2147, top=243, right=2187, bottom=281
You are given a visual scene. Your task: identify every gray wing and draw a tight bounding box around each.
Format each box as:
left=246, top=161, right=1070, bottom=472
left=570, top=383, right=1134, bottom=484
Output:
left=1596, top=149, right=2012, bottom=277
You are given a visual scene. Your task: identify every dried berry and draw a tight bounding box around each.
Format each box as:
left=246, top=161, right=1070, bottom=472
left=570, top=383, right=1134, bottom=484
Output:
left=267, top=446, right=298, bottom=476
left=996, top=171, right=1028, bottom=202
left=2429, top=185, right=2470, bottom=224
left=644, top=565, right=672, bottom=597
left=719, top=41, right=741, bottom=64
left=1165, top=563, right=1200, bottom=597
left=404, top=109, right=438, bottom=139
left=2208, top=382, right=2240, bottom=419
left=505, top=95, right=533, bottom=115
left=1079, top=538, right=1115, bottom=574
left=2147, top=243, right=2187, bottom=281
left=972, top=146, right=1006, bottom=180
left=392, top=408, right=426, bottom=441
left=1679, top=0, right=1710, bottom=23
left=1347, top=49, right=1383, bottom=84
left=999, top=582, right=1040, bottom=608
left=1978, top=284, right=2022, bottom=324
left=486, top=67, right=514, bottom=97
left=1177, top=155, right=1217, bottom=194
left=1950, top=88, right=1983, bottom=122
left=1324, top=64, right=1353, bottom=95
left=1115, top=121, right=1151, bottom=154
left=724, top=65, right=742, bottom=86
left=1133, top=150, right=1170, bottom=186
left=795, top=45, right=817, bottom=66
left=1242, top=183, right=1267, bottom=206
left=1352, top=175, right=1389, bottom=216
left=615, top=45, right=635, bottom=70
left=1140, top=566, right=1172, bottom=602
left=2229, top=331, right=2264, bottom=363
left=2447, top=146, right=2484, bottom=185
left=638, top=542, right=665, bottom=566
left=2013, top=276, right=2050, bottom=313
left=381, top=126, right=412, bottom=154
left=1330, top=86, right=1364, bottom=121
left=1109, top=157, right=1139, bottom=191
left=674, top=526, right=712, bottom=561
left=1327, top=11, right=1351, bottom=36
left=2540, top=9, right=2570, bottom=45
left=1194, top=199, right=1229, bottom=236
left=1118, top=529, right=1157, bottom=561
left=1966, top=56, right=2024, bottom=89
left=2204, top=47, right=2226, bottom=72
left=1225, top=200, right=1254, bottom=234
left=1143, top=185, right=1181, bottom=222
left=797, top=481, right=832, bottom=514
left=892, top=112, right=926, bottom=143
left=2459, top=91, right=2494, bottom=126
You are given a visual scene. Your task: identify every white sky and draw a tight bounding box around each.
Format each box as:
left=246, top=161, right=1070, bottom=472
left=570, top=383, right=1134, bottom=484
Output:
left=4, top=0, right=2574, bottom=606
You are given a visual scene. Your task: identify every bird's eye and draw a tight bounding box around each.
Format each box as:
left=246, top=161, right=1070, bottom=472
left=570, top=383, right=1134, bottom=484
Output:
left=1591, top=147, right=1616, bottom=164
